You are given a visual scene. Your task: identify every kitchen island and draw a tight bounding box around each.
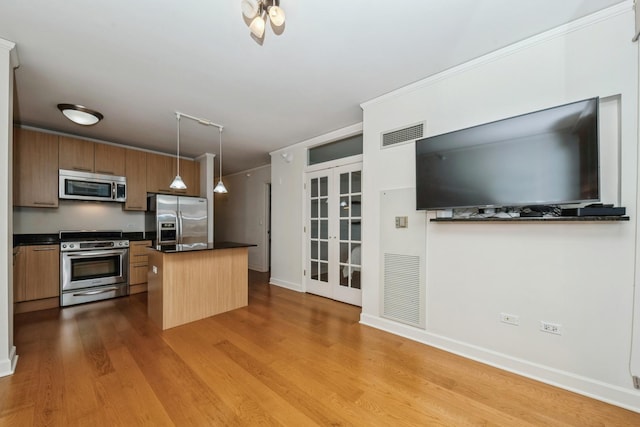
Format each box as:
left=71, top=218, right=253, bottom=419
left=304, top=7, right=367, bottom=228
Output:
left=147, top=242, right=254, bottom=330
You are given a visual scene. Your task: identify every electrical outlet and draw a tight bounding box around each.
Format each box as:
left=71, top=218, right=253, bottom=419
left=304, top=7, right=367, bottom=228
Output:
left=500, top=313, right=519, bottom=326
left=540, top=321, right=562, bottom=335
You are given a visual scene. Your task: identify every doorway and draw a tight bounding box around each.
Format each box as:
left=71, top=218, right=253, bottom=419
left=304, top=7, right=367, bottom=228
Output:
left=305, top=163, right=362, bottom=306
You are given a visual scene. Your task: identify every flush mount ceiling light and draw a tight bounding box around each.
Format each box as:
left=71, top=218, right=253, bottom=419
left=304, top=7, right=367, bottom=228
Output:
left=241, top=0, right=286, bottom=39
left=57, top=103, right=104, bottom=126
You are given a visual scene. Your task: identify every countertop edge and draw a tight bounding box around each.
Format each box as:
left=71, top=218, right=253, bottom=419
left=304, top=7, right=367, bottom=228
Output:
left=151, top=242, right=257, bottom=253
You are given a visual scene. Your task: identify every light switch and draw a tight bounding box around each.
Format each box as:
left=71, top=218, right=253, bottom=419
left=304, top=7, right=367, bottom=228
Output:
left=395, top=216, right=408, bottom=228
left=152, top=266, right=158, bottom=274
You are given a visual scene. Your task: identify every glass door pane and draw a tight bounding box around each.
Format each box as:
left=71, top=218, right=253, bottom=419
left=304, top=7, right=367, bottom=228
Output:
left=337, top=170, right=361, bottom=291
left=308, top=172, right=331, bottom=292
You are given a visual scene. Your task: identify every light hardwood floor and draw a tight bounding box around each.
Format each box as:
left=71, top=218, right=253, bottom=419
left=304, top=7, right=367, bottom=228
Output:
left=1, top=271, right=639, bottom=426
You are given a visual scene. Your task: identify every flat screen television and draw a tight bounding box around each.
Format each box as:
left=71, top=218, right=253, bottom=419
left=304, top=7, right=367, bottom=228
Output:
left=415, top=97, right=599, bottom=210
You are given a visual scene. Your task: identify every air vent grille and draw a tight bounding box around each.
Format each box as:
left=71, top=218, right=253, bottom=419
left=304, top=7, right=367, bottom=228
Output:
left=383, top=253, right=421, bottom=327
left=381, top=122, right=424, bottom=148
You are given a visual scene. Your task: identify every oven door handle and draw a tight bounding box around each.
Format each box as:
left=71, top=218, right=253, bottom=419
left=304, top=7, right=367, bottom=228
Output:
left=72, top=287, right=120, bottom=296
left=64, top=249, right=128, bottom=258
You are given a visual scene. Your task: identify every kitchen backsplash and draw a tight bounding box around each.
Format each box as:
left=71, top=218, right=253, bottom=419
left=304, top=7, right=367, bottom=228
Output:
left=13, top=199, right=145, bottom=234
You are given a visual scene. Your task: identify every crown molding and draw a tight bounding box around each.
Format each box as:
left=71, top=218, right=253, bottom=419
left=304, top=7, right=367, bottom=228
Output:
left=0, top=38, right=19, bottom=69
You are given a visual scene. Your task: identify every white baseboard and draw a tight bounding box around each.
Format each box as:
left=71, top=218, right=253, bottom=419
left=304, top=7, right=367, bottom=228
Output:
left=249, top=264, right=269, bottom=273
left=269, top=277, right=304, bottom=292
left=0, top=345, right=18, bottom=377
left=360, top=314, right=640, bottom=414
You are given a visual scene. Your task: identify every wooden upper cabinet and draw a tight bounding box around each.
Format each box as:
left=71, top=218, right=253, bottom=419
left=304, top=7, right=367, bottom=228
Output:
left=145, top=153, right=201, bottom=196
left=59, top=136, right=94, bottom=172
left=125, top=148, right=147, bottom=211
left=13, top=128, right=59, bottom=208
left=146, top=152, right=175, bottom=194
left=180, top=158, right=200, bottom=196
left=95, top=144, right=125, bottom=176
left=59, top=136, right=125, bottom=176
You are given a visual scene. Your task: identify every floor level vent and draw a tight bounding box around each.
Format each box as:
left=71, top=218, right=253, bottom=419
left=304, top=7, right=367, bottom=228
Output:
left=382, top=253, right=421, bottom=327
left=381, top=122, right=425, bottom=148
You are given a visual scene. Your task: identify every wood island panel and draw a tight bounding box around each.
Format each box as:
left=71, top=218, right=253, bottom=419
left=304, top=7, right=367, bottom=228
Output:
left=147, top=247, right=249, bottom=330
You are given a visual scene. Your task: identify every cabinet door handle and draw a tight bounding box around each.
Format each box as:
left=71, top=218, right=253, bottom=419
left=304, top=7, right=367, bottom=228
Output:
left=127, top=205, right=143, bottom=209
left=33, top=247, right=56, bottom=251
left=33, top=201, right=56, bottom=206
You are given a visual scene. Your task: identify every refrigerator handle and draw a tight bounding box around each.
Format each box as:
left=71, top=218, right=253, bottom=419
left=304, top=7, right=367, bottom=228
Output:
left=177, top=210, right=183, bottom=244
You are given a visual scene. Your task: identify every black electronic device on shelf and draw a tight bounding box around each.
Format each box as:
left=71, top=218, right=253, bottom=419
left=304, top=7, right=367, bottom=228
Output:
left=561, top=203, right=626, bottom=217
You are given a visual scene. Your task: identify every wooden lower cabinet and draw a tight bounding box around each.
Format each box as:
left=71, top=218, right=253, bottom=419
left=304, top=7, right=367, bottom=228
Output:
left=14, top=245, right=60, bottom=313
left=129, top=240, right=152, bottom=294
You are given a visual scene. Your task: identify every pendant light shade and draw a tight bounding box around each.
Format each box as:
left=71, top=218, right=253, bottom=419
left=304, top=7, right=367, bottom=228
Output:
left=241, top=0, right=259, bottom=18
left=170, top=113, right=188, bottom=190
left=249, top=14, right=266, bottom=38
left=214, top=180, right=228, bottom=193
left=268, top=5, right=285, bottom=26
left=213, top=128, right=228, bottom=194
left=170, top=175, right=187, bottom=190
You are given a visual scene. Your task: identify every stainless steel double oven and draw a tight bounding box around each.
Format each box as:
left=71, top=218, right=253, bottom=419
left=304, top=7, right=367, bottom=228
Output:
left=60, top=230, right=129, bottom=307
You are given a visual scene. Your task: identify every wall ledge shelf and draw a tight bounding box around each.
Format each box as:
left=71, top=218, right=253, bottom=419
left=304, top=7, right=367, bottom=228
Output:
left=431, top=216, right=630, bottom=223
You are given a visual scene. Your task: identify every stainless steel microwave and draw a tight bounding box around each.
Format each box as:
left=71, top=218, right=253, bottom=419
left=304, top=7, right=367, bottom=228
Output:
left=59, top=169, right=127, bottom=202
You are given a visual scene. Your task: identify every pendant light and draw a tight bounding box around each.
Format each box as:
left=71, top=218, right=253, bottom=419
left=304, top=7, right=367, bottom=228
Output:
left=169, top=113, right=187, bottom=190
left=213, top=128, right=228, bottom=193
left=241, top=0, right=286, bottom=41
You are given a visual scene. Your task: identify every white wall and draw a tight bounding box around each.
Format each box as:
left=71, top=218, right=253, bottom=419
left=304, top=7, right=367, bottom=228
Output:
left=360, top=3, right=640, bottom=411
left=0, top=38, right=18, bottom=377
left=214, top=164, right=271, bottom=272
left=270, top=123, right=362, bottom=292
left=13, top=201, right=145, bottom=234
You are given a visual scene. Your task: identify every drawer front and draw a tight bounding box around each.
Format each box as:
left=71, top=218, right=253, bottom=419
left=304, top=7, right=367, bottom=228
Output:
left=130, top=241, right=151, bottom=256
left=131, top=253, right=149, bottom=264
left=130, top=263, right=149, bottom=285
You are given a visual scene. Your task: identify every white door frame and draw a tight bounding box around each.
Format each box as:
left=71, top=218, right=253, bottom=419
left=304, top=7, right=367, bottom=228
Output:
left=303, top=159, right=362, bottom=306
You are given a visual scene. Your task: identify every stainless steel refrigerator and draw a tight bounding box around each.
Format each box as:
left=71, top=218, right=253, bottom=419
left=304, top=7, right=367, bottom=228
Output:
left=146, top=194, right=209, bottom=245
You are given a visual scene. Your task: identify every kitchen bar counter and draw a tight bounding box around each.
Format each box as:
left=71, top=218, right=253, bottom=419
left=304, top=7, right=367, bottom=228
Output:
left=147, top=242, right=252, bottom=330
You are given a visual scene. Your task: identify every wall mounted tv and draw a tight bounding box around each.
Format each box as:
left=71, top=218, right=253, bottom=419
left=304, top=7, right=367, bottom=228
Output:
left=415, top=97, right=599, bottom=210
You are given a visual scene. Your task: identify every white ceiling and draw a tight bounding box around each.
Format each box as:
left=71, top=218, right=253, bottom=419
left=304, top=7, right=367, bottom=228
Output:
left=0, top=0, right=625, bottom=174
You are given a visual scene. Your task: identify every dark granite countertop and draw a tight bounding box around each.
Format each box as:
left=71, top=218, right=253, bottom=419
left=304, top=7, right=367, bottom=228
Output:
left=13, top=234, right=60, bottom=246
left=152, top=242, right=256, bottom=253
left=14, top=232, right=151, bottom=247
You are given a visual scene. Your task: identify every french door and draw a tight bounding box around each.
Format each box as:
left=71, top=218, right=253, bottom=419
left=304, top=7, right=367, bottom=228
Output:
left=306, top=163, right=362, bottom=306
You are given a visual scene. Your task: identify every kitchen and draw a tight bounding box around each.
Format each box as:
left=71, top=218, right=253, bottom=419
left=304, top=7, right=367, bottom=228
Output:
left=13, top=126, right=251, bottom=325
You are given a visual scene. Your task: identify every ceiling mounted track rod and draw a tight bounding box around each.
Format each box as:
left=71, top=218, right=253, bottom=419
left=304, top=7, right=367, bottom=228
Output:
left=175, top=111, right=224, bottom=130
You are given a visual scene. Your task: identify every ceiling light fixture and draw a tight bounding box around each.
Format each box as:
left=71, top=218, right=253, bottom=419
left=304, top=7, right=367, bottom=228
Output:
left=173, top=111, right=227, bottom=194
left=213, top=128, right=228, bottom=194
left=170, top=113, right=187, bottom=190
left=241, top=0, right=286, bottom=39
left=57, top=103, right=103, bottom=126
